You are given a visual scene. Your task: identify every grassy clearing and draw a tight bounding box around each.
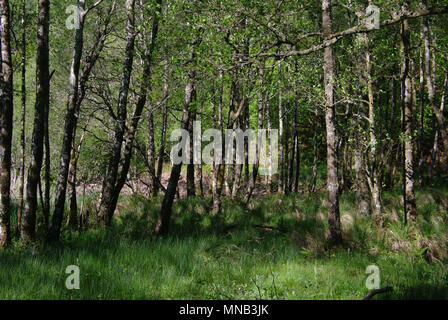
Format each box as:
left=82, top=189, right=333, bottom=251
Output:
left=1, top=183, right=447, bottom=300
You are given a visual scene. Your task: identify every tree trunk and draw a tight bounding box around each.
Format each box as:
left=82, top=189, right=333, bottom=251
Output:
left=294, top=126, right=300, bottom=193
left=155, top=44, right=198, bottom=236
left=155, top=53, right=169, bottom=195
left=401, top=14, right=417, bottom=222
left=79, top=182, right=87, bottom=229
left=225, top=71, right=239, bottom=197
left=187, top=106, right=196, bottom=197
left=384, top=76, right=398, bottom=190
left=310, top=109, right=318, bottom=192
left=418, top=26, right=425, bottom=186
left=266, top=93, right=273, bottom=194
left=147, top=111, right=156, bottom=195
left=243, top=67, right=265, bottom=204
left=322, top=0, right=342, bottom=244
left=431, top=68, right=448, bottom=176
left=97, top=0, right=136, bottom=226
left=0, top=0, right=13, bottom=248
left=195, top=103, right=203, bottom=197
left=423, top=1, right=448, bottom=158
left=289, top=99, right=297, bottom=193
left=49, top=0, right=114, bottom=237
left=21, top=0, right=50, bottom=243
left=48, top=0, right=87, bottom=241
left=362, top=31, right=382, bottom=220
left=212, top=70, right=224, bottom=214
left=110, top=0, right=162, bottom=214
left=278, top=60, right=284, bottom=195
left=231, top=97, right=246, bottom=199
left=66, top=4, right=115, bottom=230
left=66, top=128, right=86, bottom=229
left=243, top=94, right=250, bottom=187
left=284, top=102, right=290, bottom=194
left=17, top=0, right=27, bottom=237
left=354, top=147, right=371, bottom=215
left=43, top=91, right=50, bottom=231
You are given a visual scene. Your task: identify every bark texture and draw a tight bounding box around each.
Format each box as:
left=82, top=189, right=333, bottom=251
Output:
left=97, top=0, right=136, bottom=226
left=22, top=0, right=50, bottom=243
left=401, top=14, right=417, bottom=222
left=322, top=0, right=342, bottom=244
left=0, top=0, right=13, bottom=248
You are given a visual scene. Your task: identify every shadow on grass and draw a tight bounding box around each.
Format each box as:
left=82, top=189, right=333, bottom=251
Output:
left=381, top=284, right=448, bottom=300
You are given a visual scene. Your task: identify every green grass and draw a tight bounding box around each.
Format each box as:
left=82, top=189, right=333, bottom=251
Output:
left=1, top=184, right=447, bottom=300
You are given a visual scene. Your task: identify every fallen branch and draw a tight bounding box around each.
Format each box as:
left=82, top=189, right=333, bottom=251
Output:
left=253, top=224, right=287, bottom=233
left=362, top=286, right=393, bottom=300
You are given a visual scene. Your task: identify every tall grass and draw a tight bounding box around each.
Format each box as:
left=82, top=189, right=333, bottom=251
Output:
left=1, top=181, right=447, bottom=299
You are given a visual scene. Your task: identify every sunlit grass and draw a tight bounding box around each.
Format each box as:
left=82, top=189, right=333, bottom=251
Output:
left=1, top=182, right=447, bottom=299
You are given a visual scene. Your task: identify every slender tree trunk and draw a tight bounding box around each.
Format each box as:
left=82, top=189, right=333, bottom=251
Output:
left=17, top=0, right=27, bottom=237
left=155, top=53, right=169, bottom=195
left=147, top=111, right=156, bottom=195
left=289, top=100, right=297, bottom=193
left=243, top=67, right=265, bottom=204
left=225, top=71, right=239, bottom=197
left=48, top=0, right=87, bottom=241
left=21, top=0, right=50, bottom=243
left=229, top=74, right=246, bottom=199
left=66, top=4, right=115, bottom=229
left=354, top=147, right=371, bottom=215
left=423, top=1, right=448, bottom=157
left=212, top=70, right=224, bottom=214
left=97, top=0, right=136, bottom=226
left=67, top=126, right=78, bottom=229
left=284, top=102, right=290, bottom=194
left=278, top=60, right=284, bottom=195
left=216, top=74, right=225, bottom=197
left=339, top=136, right=349, bottom=192
left=0, top=0, right=13, bottom=248
left=294, top=126, right=300, bottom=193
left=187, top=106, right=196, bottom=197
left=195, top=103, right=203, bottom=197
left=352, top=77, right=370, bottom=215
left=418, top=26, right=425, bottom=186
left=431, top=68, right=448, bottom=175
left=354, top=27, right=376, bottom=217
left=155, top=43, right=198, bottom=236
left=66, top=129, right=86, bottom=229
left=292, top=64, right=301, bottom=193
left=110, top=0, right=162, bottom=213
left=266, top=93, right=273, bottom=193
left=79, top=182, right=87, bottom=229
left=385, top=76, right=398, bottom=190
left=231, top=97, right=246, bottom=199
left=67, top=151, right=78, bottom=229
left=401, top=14, right=417, bottom=222
left=243, top=95, right=250, bottom=187
left=47, top=0, right=114, bottom=236
left=43, top=93, right=50, bottom=231
left=310, top=109, right=318, bottom=192
left=362, top=32, right=382, bottom=220
left=322, top=0, right=342, bottom=244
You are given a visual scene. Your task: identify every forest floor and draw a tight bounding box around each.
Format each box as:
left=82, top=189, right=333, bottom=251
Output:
left=1, top=180, right=448, bottom=299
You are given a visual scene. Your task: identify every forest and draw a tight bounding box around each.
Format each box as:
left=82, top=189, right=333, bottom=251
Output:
left=0, top=0, right=448, bottom=300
